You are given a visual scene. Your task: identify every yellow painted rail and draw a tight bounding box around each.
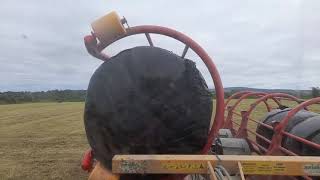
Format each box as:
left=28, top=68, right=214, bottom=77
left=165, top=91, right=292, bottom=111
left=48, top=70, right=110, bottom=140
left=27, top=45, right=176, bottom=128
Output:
left=112, top=155, right=320, bottom=177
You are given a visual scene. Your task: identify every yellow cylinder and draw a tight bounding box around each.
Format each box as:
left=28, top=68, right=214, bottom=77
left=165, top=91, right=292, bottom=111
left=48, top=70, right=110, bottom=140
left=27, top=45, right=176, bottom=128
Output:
left=91, top=11, right=126, bottom=42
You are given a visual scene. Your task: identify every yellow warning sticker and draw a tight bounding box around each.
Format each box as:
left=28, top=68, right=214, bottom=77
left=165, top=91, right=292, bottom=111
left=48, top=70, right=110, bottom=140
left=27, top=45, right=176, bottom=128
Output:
left=241, top=162, right=288, bottom=175
left=161, top=162, right=205, bottom=171
left=303, top=163, right=320, bottom=176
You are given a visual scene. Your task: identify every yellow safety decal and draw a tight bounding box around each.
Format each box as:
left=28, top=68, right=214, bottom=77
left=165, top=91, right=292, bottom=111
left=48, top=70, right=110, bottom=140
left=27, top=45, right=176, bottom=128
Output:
left=161, top=162, right=206, bottom=171
left=303, top=163, right=320, bottom=176
left=241, top=161, right=289, bottom=175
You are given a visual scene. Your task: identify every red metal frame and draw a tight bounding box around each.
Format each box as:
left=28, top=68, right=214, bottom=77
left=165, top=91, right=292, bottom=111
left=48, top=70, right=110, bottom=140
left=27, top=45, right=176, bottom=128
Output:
left=225, top=91, right=253, bottom=108
left=84, top=25, right=225, bottom=153
left=80, top=15, right=320, bottom=180
left=268, top=97, right=320, bottom=155
left=223, top=92, right=281, bottom=132
left=224, top=91, right=320, bottom=158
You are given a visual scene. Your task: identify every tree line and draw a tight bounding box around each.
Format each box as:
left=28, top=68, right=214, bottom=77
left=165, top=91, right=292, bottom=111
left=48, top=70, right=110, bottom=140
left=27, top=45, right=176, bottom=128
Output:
left=220, top=87, right=320, bottom=99
left=312, top=87, right=320, bottom=98
left=0, top=87, right=319, bottom=105
left=0, top=90, right=86, bottom=104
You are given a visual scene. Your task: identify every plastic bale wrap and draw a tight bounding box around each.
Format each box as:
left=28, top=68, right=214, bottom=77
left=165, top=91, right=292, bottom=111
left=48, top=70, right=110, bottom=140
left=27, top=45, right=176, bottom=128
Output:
left=256, top=108, right=320, bottom=155
left=84, top=46, right=213, bottom=169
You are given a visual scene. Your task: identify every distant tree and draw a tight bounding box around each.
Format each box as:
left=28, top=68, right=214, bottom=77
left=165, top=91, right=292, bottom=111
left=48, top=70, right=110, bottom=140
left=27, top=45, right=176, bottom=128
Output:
left=312, top=87, right=320, bottom=98
left=0, top=90, right=86, bottom=104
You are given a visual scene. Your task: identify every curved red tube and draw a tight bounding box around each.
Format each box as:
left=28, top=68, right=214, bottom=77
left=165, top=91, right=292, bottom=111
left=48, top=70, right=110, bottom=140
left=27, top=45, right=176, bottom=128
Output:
left=268, top=97, right=320, bottom=154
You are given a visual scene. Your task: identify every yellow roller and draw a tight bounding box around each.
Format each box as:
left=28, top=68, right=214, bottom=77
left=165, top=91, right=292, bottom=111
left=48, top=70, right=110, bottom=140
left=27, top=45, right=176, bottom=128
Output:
left=91, top=11, right=126, bottom=42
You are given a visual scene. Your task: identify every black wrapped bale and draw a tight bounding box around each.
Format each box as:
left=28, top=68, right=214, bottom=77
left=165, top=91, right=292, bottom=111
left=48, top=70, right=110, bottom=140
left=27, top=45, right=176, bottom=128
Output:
left=284, top=116, right=320, bottom=155
left=84, top=46, right=212, bottom=169
left=256, top=108, right=320, bottom=155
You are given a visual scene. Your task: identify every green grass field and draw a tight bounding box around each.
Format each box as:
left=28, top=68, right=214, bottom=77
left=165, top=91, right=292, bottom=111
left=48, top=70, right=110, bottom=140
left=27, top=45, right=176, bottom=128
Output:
left=0, top=102, right=89, bottom=180
left=0, top=100, right=319, bottom=180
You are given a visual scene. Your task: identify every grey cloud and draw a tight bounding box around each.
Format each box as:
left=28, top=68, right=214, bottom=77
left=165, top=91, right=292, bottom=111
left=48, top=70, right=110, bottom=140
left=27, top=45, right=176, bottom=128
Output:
left=0, top=0, right=319, bottom=91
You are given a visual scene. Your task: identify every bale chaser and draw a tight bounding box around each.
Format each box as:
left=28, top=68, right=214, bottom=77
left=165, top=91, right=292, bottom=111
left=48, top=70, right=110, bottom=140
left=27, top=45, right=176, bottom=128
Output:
left=81, top=12, right=320, bottom=180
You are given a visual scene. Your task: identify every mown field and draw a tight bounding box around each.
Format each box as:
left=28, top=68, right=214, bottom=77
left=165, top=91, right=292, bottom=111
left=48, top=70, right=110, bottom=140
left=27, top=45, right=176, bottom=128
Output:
left=0, top=100, right=319, bottom=180
left=0, top=102, right=89, bottom=180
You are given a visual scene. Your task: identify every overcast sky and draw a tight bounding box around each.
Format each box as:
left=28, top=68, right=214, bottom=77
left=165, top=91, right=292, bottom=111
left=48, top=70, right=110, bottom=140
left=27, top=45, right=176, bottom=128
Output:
left=0, top=0, right=319, bottom=91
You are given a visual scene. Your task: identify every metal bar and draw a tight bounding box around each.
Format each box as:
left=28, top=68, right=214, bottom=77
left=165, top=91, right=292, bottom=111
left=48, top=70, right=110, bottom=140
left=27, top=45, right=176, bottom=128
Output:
left=247, top=139, right=268, bottom=153
left=231, top=120, right=241, bottom=126
left=245, top=128, right=271, bottom=144
left=113, top=155, right=320, bottom=176
left=282, top=131, right=320, bottom=150
left=248, top=119, right=273, bottom=130
left=181, top=45, right=189, bottom=58
left=223, top=106, right=234, bottom=129
left=207, top=161, right=217, bottom=180
left=84, top=35, right=110, bottom=61
left=237, top=162, right=245, bottom=180
left=275, top=97, right=304, bottom=103
left=225, top=91, right=253, bottom=108
left=249, top=143, right=263, bottom=155
left=232, top=112, right=242, bottom=117
left=236, top=111, right=249, bottom=138
left=145, top=33, right=154, bottom=46
left=232, top=111, right=273, bottom=130
left=269, top=97, right=320, bottom=154
left=279, top=147, right=298, bottom=156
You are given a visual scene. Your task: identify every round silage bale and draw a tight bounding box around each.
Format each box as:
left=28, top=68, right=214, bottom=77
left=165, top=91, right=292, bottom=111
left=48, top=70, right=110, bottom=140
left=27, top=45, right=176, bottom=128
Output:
left=256, top=108, right=319, bottom=152
left=84, top=46, right=213, bottom=169
left=284, top=116, right=320, bottom=155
